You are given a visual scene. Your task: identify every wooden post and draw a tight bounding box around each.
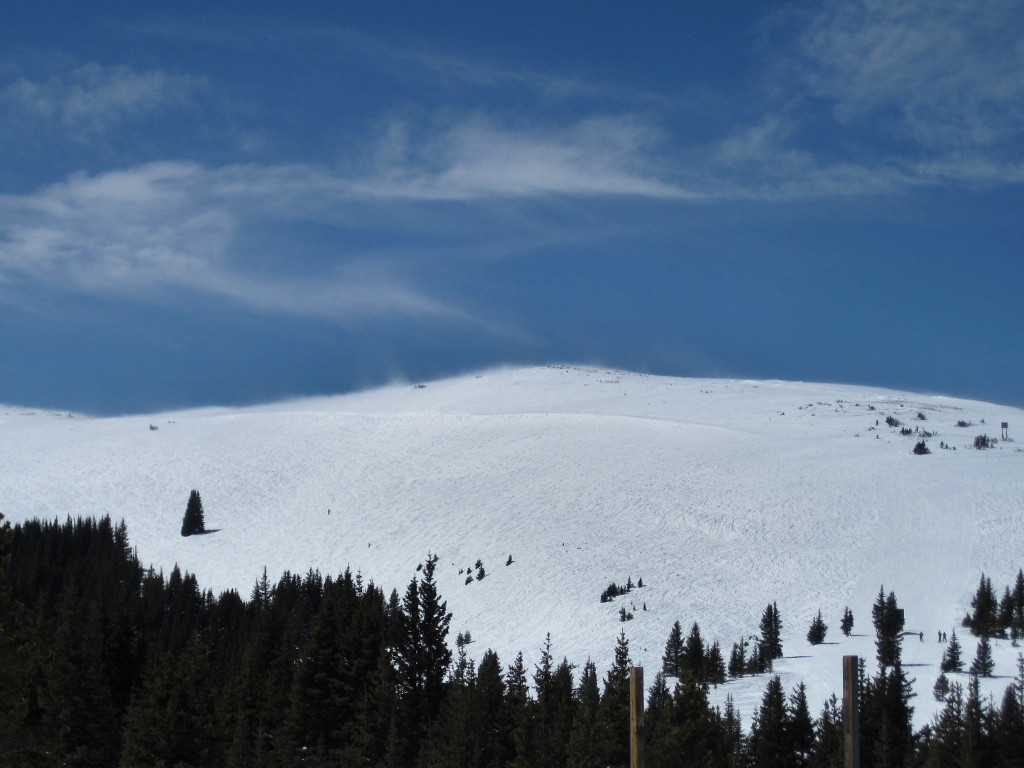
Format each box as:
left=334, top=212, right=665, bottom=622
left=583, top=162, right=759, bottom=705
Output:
left=843, top=655, right=860, bottom=768
left=630, top=666, right=645, bottom=768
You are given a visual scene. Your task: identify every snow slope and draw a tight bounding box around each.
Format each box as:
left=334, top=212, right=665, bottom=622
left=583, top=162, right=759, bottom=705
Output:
left=3, top=365, right=1023, bottom=728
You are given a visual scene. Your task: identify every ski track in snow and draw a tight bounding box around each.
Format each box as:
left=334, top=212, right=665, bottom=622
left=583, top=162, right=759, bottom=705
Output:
left=2, top=365, right=1024, bottom=729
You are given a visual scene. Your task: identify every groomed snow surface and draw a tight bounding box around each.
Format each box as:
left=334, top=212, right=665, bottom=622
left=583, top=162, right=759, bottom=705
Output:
left=3, top=365, right=1023, bottom=729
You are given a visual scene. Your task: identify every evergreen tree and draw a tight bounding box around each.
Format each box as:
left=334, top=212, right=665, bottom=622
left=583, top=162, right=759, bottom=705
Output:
left=969, top=635, right=995, bottom=677
left=683, top=622, right=705, bottom=680
left=419, top=644, right=479, bottom=768
left=964, top=573, right=1001, bottom=638
left=933, top=672, right=950, bottom=701
left=759, top=602, right=783, bottom=662
left=860, top=661, right=915, bottom=768
left=506, top=652, right=535, bottom=768
left=942, top=629, right=965, bottom=672
left=840, top=607, right=854, bottom=637
left=1011, top=571, right=1024, bottom=641
left=924, top=680, right=964, bottom=767
left=748, top=675, right=790, bottom=768
left=180, top=489, right=206, bottom=537
left=596, top=630, right=631, bottom=768
left=991, top=665, right=1024, bottom=766
left=0, top=511, right=32, bottom=760
left=961, top=673, right=993, bottom=767
left=721, top=694, right=745, bottom=768
left=807, top=610, right=828, bottom=645
left=664, top=673, right=723, bottom=767
left=728, top=639, right=746, bottom=679
left=567, top=660, right=602, bottom=768
left=999, top=586, right=1015, bottom=634
left=531, top=635, right=576, bottom=768
left=475, top=649, right=512, bottom=768
left=811, top=694, right=843, bottom=768
left=872, top=587, right=904, bottom=669
left=662, top=620, right=684, bottom=678
left=787, top=682, right=815, bottom=768
left=640, top=671, right=672, bottom=768
left=43, top=582, right=119, bottom=766
left=391, top=554, right=452, bottom=764
left=704, top=641, right=726, bottom=686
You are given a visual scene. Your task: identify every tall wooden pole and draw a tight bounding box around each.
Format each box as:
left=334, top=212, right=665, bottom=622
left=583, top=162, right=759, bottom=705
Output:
left=630, top=666, right=645, bottom=768
left=843, top=655, right=861, bottom=768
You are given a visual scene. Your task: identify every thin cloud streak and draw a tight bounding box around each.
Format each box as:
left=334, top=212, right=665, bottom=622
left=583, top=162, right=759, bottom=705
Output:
left=763, top=0, right=1024, bottom=184
left=1, top=64, right=205, bottom=136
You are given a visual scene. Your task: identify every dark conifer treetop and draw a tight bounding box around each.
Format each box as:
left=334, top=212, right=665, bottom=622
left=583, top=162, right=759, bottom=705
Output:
left=180, top=489, right=206, bottom=537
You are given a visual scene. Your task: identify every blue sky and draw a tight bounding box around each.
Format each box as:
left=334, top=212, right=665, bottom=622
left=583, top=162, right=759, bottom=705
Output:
left=2, top=1, right=1023, bottom=414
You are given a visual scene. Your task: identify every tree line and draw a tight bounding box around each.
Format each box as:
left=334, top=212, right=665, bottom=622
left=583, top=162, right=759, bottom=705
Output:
left=1, top=512, right=1024, bottom=767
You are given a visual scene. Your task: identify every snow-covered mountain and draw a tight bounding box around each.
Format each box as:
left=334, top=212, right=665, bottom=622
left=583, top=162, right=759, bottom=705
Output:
left=3, top=364, right=1023, bottom=728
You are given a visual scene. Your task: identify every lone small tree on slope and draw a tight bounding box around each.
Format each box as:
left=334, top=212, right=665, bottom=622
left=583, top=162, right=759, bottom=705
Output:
left=807, top=610, right=828, bottom=645
left=181, top=490, right=206, bottom=537
left=841, top=607, right=854, bottom=636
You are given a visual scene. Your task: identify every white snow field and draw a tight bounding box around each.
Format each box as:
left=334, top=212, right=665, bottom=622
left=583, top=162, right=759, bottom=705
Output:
left=2, top=365, right=1023, bottom=728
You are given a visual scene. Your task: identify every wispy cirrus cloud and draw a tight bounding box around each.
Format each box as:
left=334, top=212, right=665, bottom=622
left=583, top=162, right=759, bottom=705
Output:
left=351, top=115, right=700, bottom=201
left=1, top=63, right=204, bottom=137
left=0, top=161, right=468, bottom=324
left=0, top=113, right=697, bottom=325
left=765, top=0, right=1024, bottom=184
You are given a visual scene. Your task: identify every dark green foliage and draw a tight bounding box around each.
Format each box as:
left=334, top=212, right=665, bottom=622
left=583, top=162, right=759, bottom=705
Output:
left=180, top=489, right=206, bottom=536
left=760, top=602, right=783, bottom=661
left=1012, top=570, right=1024, bottom=640
left=748, top=675, right=790, bottom=768
left=566, top=660, right=602, bottom=768
left=961, top=569, right=1024, bottom=641
left=974, top=434, right=996, bottom=449
left=841, top=606, right=854, bottom=637
left=788, top=682, right=816, bottom=768
left=704, top=640, right=726, bottom=686
left=942, top=629, right=964, bottom=672
left=921, top=680, right=964, bottom=767
left=596, top=630, right=631, bottom=768
left=811, top=694, right=843, bottom=768
left=964, top=573, right=1002, bottom=637
left=872, top=587, right=905, bottom=669
left=933, top=672, right=950, bottom=701
left=663, top=620, right=684, bottom=678
left=807, top=610, right=828, bottom=645
left=391, top=553, right=452, bottom=765
left=11, top=513, right=1024, bottom=768
left=533, top=639, right=576, bottom=768
left=599, top=578, right=636, bottom=603
left=728, top=639, right=747, bottom=678
left=683, top=622, right=705, bottom=680
left=970, top=635, right=995, bottom=677
left=913, top=440, right=930, bottom=454
left=860, top=661, right=915, bottom=768
left=990, top=662, right=1024, bottom=766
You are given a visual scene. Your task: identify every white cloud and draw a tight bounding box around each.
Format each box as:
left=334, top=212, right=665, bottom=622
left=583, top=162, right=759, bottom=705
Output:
left=776, top=0, right=1024, bottom=179
left=1, top=110, right=701, bottom=324
left=1, top=64, right=204, bottom=136
left=0, top=111, right=705, bottom=325
left=346, top=115, right=701, bottom=201
left=0, top=162, right=466, bottom=323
